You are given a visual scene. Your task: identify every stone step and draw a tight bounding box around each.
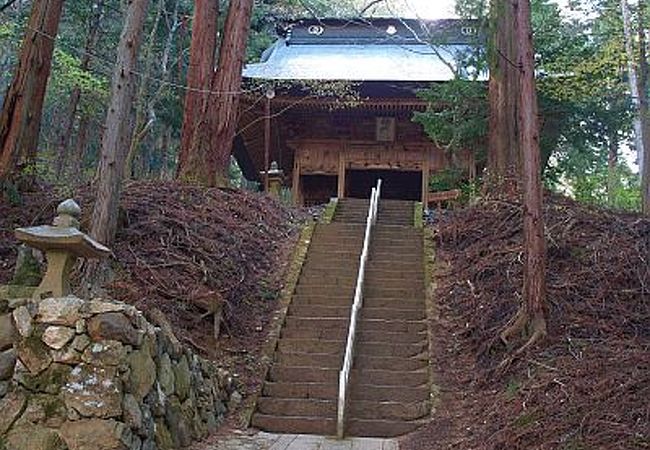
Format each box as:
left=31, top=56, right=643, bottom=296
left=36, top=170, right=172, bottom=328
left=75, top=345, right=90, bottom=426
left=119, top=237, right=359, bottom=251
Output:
left=256, top=397, right=336, bottom=417
left=364, top=286, right=425, bottom=298
left=262, top=381, right=337, bottom=400
left=283, top=317, right=348, bottom=331
left=283, top=317, right=426, bottom=333
left=350, top=384, right=430, bottom=403
left=371, top=239, right=423, bottom=248
left=349, top=400, right=430, bottom=421
left=282, top=326, right=426, bottom=343
left=357, top=329, right=427, bottom=343
left=289, top=304, right=351, bottom=318
left=268, top=366, right=338, bottom=384
left=364, top=275, right=424, bottom=294
left=296, top=279, right=424, bottom=292
left=293, top=284, right=355, bottom=297
left=291, top=295, right=424, bottom=309
left=301, top=262, right=360, bottom=272
left=346, top=418, right=426, bottom=438
left=358, top=318, right=427, bottom=333
left=297, top=273, right=425, bottom=286
left=365, top=269, right=425, bottom=279
left=351, top=369, right=428, bottom=387
left=269, top=366, right=428, bottom=387
left=355, top=355, right=428, bottom=371
left=374, top=227, right=421, bottom=235
left=306, top=249, right=361, bottom=258
left=275, top=351, right=342, bottom=368
left=251, top=413, right=335, bottom=435
left=355, top=340, right=427, bottom=358
left=367, top=262, right=423, bottom=272
left=361, top=307, right=426, bottom=321
left=296, top=279, right=356, bottom=289
left=277, top=338, right=345, bottom=355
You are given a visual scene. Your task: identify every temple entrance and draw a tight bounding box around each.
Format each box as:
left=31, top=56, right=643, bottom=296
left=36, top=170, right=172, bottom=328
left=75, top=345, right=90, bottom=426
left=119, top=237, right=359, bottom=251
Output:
left=345, top=169, right=422, bottom=201
left=300, top=174, right=337, bottom=206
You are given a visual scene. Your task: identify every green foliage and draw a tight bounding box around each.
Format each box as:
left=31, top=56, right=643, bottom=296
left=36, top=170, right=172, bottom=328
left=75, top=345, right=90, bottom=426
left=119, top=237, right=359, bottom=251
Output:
left=429, top=168, right=465, bottom=192
left=570, top=164, right=641, bottom=211
left=429, top=168, right=480, bottom=204
left=414, top=79, right=488, bottom=161
left=50, top=49, right=109, bottom=99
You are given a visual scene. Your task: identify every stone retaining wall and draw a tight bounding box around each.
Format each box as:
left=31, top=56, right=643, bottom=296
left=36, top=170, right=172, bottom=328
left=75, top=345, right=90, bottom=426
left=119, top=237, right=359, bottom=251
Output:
left=0, top=295, right=235, bottom=450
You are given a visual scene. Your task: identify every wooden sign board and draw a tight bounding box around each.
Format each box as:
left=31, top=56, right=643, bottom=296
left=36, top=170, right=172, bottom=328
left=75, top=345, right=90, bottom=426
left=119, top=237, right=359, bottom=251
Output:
left=375, top=117, right=396, bottom=142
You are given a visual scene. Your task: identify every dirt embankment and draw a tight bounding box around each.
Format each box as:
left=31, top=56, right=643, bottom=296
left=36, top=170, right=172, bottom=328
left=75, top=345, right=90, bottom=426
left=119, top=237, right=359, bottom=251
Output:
left=402, top=195, right=649, bottom=450
left=1, top=181, right=306, bottom=406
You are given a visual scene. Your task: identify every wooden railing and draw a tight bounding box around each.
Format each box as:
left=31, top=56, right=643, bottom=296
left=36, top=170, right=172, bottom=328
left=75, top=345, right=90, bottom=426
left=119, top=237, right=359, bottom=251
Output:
left=337, top=179, right=382, bottom=439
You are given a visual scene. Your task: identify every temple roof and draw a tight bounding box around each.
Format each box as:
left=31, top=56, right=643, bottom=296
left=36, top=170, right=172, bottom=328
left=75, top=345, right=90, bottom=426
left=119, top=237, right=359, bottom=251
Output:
left=243, top=18, right=483, bottom=82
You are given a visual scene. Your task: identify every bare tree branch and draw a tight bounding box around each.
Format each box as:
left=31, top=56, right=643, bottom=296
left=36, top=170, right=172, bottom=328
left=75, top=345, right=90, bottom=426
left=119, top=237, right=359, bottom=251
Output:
left=0, top=0, right=18, bottom=13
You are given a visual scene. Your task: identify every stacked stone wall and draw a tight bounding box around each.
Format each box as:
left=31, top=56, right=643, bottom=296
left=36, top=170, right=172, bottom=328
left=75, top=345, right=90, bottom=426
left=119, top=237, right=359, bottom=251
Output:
left=0, top=295, right=234, bottom=450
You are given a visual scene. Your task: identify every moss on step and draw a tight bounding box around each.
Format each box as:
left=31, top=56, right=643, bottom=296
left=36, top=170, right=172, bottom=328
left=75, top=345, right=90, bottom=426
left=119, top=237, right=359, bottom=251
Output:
left=321, top=198, right=339, bottom=224
left=422, top=226, right=440, bottom=417
left=414, top=202, right=424, bottom=229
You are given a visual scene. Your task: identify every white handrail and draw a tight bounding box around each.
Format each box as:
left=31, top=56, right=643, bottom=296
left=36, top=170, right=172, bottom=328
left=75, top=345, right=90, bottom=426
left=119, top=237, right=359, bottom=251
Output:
left=337, top=179, right=382, bottom=439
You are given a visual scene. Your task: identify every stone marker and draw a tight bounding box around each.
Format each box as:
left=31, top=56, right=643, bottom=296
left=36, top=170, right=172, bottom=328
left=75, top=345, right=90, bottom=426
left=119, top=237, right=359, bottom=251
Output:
left=15, top=199, right=110, bottom=300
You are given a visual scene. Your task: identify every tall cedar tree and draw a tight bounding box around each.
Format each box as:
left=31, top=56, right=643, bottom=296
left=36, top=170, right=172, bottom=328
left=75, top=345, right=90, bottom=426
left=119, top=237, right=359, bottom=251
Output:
left=499, top=0, right=548, bottom=351
left=177, top=0, right=218, bottom=175
left=639, top=2, right=650, bottom=214
left=54, top=0, right=106, bottom=179
left=621, top=0, right=650, bottom=214
left=178, top=0, right=254, bottom=186
left=0, top=0, right=65, bottom=182
left=487, top=0, right=520, bottom=191
left=83, top=0, right=150, bottom=287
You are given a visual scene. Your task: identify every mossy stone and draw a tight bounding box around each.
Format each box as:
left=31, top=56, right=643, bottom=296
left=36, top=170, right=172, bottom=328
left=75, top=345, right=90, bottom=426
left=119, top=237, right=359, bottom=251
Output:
left=17, top=363, right=70, bottom=395
left=11, top=247, right=42, bottom=287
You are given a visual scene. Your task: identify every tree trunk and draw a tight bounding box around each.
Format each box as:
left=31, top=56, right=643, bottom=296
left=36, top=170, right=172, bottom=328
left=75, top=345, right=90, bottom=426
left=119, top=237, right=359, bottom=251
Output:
left=125, top=0, right=162, bottom=179
left=177, top=0, right=218, bottom=178
left=500, top=0, right=547, bottom=351
left=636, top=0, right=650, bottom=214
left=69, top=115, right=90, bottom=180
left=53, top=0, right=105, bottom=179
left=621, top=0, right=649, bottom=214
left=179, top=0, right=254, bottom=186
left=487, top=0, right=520, bottom=193
left=0, top=0, right=65, bottom=182
left=607, top=131, right=619, bottom=206
left=88, top=0, right=150, bottom=247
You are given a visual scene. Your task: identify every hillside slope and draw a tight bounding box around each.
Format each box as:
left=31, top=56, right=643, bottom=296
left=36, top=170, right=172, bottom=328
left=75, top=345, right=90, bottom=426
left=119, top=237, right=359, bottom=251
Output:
left=1, top=181, right=304, bottom=365
left=402, top=196, right=649, bottom=450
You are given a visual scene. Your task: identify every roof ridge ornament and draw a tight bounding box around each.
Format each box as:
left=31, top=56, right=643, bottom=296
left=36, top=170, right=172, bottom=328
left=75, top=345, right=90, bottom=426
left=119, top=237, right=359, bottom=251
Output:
left=308, top=24, right=324, bottom=35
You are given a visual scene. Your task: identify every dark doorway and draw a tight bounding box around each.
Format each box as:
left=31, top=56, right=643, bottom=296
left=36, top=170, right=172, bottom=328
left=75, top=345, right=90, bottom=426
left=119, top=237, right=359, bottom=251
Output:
left=346, top=169, right=422, bottom=201
left=301, top=174, right=337, bottom=206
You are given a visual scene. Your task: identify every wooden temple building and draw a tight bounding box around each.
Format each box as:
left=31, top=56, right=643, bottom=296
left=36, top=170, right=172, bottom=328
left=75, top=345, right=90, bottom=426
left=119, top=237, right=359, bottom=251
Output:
left=234, top=18, right=480, bottom=205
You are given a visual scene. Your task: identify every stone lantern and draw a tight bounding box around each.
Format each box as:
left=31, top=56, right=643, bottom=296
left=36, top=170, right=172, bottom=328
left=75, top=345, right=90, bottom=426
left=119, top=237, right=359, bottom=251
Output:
left=14, top=199, right=110, bottom=300
left=266, top=161, right=284, bottom=199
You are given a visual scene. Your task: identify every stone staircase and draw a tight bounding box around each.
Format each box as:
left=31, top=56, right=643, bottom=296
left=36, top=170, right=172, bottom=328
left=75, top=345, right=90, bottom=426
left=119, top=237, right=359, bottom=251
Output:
left=251, top=198, right=430, bottom=437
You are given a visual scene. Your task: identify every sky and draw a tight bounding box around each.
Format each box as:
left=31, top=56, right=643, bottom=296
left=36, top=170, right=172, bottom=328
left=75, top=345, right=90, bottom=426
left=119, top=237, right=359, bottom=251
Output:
left=393, top=0, right=571, bottom=19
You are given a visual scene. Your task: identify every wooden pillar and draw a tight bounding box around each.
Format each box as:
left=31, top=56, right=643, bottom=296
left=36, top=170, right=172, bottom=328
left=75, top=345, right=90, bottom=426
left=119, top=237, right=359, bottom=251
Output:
left=264, top=97, right=271, bottom=192
left=337, top=150, right=346, bottom=198
left=421, top=147, right=430, bottom=205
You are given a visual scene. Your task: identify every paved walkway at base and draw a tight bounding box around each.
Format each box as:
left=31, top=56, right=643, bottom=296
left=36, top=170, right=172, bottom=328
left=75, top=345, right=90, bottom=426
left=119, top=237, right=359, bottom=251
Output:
left=206, top=431, right=399, bottom=450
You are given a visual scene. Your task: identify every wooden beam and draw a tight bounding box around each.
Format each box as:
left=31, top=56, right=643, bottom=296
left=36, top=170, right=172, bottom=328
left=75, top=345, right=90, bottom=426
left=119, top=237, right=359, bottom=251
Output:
left=421, top=149, right=430, bottom=205
left=292, top=153, right=301, bottom=205
left=337, top=150, right=346, bottom=198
